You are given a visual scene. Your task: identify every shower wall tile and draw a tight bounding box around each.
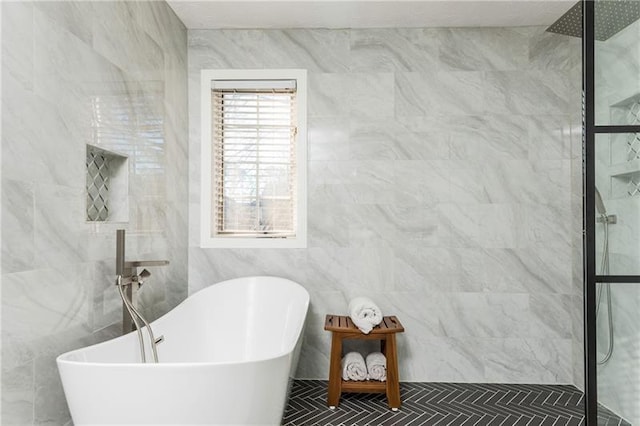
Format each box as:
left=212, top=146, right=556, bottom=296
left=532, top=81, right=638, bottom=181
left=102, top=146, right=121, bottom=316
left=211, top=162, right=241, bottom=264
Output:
left=189, top=27, right=580, bottom=384
left=1, top=2, right=188, bottom=424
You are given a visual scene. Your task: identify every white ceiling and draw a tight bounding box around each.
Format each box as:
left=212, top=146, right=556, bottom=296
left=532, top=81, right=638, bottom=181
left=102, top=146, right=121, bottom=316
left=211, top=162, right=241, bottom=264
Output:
left=167, top=0, right=576, bottom=30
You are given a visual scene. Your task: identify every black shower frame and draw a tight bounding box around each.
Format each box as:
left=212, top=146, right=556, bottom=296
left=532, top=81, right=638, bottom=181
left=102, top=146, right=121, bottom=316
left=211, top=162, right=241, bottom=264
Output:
left=583, top=0, right=640, bottom=424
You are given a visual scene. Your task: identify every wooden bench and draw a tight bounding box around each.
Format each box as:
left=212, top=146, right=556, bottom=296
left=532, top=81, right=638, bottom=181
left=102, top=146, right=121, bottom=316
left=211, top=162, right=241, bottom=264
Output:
left=324, top=314, right=405, bottom=410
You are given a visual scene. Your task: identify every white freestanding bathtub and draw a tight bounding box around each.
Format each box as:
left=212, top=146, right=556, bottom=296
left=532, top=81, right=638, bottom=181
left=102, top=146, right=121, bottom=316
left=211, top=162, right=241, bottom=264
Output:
left=57, top=276, right=310, bottom=425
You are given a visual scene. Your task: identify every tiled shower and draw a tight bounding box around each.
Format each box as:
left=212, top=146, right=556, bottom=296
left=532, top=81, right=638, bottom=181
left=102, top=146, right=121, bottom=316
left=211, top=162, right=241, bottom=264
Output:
left=593, top=17, right=640, bottom=425
left=0, top=1, right=621, bottom=425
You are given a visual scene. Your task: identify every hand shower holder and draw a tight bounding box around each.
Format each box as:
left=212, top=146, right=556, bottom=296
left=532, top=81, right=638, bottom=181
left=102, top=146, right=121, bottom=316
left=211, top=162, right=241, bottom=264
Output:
left=597, top=214, right=617, bottom=224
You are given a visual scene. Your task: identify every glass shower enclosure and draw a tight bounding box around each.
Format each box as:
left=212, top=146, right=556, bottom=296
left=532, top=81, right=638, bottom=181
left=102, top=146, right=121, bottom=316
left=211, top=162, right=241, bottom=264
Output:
left=585, top=0, right=640, bottom=424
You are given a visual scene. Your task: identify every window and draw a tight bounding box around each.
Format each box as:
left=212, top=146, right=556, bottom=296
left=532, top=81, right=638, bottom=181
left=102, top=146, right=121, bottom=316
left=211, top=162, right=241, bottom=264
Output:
left=200, top=69, right=307, bottom=248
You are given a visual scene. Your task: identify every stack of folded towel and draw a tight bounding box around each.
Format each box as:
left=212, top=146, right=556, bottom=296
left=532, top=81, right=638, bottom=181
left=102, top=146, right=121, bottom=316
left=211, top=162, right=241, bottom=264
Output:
left=341, top=352, right=368, bottom=381
left=348, top=297, right=383, bottom=334
left=341, top=351, right=387, bottom=381
left=366, top=352, right=387, bottom=381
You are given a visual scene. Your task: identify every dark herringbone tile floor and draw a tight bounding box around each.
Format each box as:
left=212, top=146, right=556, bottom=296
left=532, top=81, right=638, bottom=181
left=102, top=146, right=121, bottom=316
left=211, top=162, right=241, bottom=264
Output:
left=283, top=380, right=630, bottom=426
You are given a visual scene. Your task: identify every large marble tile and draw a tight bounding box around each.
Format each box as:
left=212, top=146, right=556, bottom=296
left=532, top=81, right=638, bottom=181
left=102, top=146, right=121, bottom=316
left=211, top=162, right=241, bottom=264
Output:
left=1, top=1, right=34, bottom=92
left=294, top=329, right=331, bottom=379
left=342, top=160, right=395, bottom=205
left=447, top=162, right=489, bottom=204
left=480, top=159, right=566, bottom=205
left=481, top=247, right=572, bottom=294
left=391, top=246, right=462, bottom=292
left=1, top=179, right=35, bottom=273
left=528, top=28, right=581, bottom=71
left=439, top=27, right=528, bottom=71
left=484, top=70, right=572, bottom=115
left=518, top=201, right=572, bottom=249
left=347, top=73, right=394, bottom=118
left=1, top=75, right=83, bottom=187
left=308, top=117, right=349, bottom=161
left=393, top=160, right=450, bottom=206
left=482, top=338, right=572, bottom=383
left=92, top=2, right=164, bottom=80
left=34, top=355, right=70, bottom=425
left=129, top=1, right=187, bottom=60
left=308, top=73, right=350, bottom=118
left=395, top=71, right=485, bottom=116
left=449, top=114, right=529, bottom=161
left=350, top=118, right=449, bottom=160
left=350, top=28, right=439, bottom=73
left=87, top=260, right=121, bottom=333
left=418, top=337, right=486, bottom=382
left=436, top=203, right=481, bottom=248
left=1, top=362, right=34, bottom=425
left=527, top=115, right=572, bottom=161
left=34, top=1, right=94, bottom=46
left=33, top=184, right=86, bottom=269
left=189, top=29, right=266, bottom=69
left=264, top=29, right=350, bottom=73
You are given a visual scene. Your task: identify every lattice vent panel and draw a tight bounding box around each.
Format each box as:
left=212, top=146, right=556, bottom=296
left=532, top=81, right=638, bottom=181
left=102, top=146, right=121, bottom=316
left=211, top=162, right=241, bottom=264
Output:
left=86, top=149, right=110, bottom=221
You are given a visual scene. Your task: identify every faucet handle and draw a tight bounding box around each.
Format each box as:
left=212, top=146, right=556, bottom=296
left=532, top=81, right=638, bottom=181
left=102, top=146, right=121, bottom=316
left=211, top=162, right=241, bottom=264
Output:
left=124, top=260, right=169, bottom=268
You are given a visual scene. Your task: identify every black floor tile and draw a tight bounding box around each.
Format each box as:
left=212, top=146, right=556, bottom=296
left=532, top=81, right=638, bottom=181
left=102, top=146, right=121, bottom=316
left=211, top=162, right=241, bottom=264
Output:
left=282, top=381, right=631, bottom=426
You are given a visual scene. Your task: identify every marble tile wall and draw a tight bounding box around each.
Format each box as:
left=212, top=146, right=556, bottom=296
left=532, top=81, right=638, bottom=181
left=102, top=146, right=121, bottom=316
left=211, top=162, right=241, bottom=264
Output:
left=1, top=2, right=188, bottom=424
left=188, top=27, right=583, bottom=384
left=593, top=19, right=640, bottom=424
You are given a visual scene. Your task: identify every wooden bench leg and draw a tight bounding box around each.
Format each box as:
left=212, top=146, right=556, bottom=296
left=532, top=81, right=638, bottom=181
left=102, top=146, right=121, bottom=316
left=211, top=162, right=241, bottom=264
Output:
left=327, top=332, right=343, bottom=408
left=385, top=334, right=401, bottom=410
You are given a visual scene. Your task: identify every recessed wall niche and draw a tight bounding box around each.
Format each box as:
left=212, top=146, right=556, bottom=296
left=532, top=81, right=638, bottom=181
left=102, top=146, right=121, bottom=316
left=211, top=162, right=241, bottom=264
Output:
left=86, top=144, right=129, bottom=222
left=606, top=94, right=640, bottom=198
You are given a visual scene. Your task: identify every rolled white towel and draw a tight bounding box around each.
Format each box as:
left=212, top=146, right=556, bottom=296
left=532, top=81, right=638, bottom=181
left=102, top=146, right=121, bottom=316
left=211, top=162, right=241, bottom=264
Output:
left=348, top=297, right=383, bottom=334
left=341, top=351, right=368, bottom=381
left=366, top=352, right=387, bottom=381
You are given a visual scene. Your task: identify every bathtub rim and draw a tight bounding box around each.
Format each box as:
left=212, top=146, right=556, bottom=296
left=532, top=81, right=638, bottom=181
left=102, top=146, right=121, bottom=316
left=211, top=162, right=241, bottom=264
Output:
left=57, top=275, right=310, bottom=368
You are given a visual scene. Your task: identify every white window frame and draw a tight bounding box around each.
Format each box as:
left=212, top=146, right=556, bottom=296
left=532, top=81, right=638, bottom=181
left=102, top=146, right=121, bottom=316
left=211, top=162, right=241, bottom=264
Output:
left=200, top=69, right=307, bottom=248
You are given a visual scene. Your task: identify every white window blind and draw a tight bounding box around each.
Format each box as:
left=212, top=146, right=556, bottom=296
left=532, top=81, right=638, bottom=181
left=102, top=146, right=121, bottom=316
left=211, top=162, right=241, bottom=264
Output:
left=211, top=82, right=298, bottom=238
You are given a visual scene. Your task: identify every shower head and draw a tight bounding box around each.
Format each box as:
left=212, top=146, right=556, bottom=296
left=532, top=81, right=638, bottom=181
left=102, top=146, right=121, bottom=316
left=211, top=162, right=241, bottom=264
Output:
left=547, top=1, right=640, bottom=41
left=595, top=187, right=607, bottom=216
